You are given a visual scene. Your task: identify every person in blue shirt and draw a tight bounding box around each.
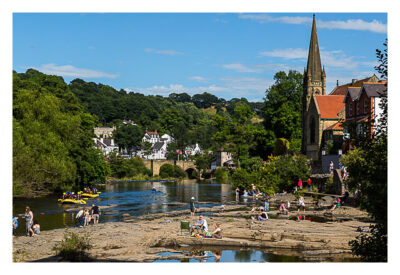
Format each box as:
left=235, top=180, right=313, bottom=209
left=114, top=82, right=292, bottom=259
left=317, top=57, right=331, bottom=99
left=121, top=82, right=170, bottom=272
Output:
left=12, top=216, right=18, bottom=237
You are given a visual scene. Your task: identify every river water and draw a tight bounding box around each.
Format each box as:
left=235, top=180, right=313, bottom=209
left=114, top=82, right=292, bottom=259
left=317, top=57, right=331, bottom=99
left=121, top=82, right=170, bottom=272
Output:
left=13, top=180, right=234, bottom=236
left=13, top=180, right=358, bottom=262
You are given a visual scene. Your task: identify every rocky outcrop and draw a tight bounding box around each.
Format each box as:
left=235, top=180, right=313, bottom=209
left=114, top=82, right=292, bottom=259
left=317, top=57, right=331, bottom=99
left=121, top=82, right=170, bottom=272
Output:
left=13, top=205, right=371, bottom=262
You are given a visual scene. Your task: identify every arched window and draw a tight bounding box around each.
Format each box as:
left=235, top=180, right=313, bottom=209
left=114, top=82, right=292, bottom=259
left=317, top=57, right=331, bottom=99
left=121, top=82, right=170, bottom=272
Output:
left=310, top=117, right=316, bottom=144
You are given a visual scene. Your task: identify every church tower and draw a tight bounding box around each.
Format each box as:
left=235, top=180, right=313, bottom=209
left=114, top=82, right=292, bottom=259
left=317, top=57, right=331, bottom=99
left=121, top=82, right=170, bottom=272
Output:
left=302, top=14, right=326, bottom=154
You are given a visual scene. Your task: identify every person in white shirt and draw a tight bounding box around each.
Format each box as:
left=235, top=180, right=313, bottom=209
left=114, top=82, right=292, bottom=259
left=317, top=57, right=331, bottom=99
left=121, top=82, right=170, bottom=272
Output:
left=190, top=215, right=208, bottom=233
left=76, top=208, right=84, bottom=227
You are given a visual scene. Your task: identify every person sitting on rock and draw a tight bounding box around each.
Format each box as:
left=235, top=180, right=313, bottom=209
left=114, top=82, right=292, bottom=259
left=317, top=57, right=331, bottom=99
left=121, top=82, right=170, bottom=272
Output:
left=257, top=210, right=268, bottom=221
left=211, top=223, right=222, bottom=239
left=331, top=197, right=341, bottom=210
left=279, top=202, right=287, bottom=214
left=190, top=215, right=208, bottom=234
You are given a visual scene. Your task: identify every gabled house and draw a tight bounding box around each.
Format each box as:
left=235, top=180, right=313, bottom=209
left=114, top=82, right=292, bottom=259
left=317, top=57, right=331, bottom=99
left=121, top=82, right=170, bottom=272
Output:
left=185, top=143, right=202, bottom=156
left=139, top=130, right=174, bottom=159
left=343, top=81, right=387, bottom=141
left=329, top=75, right=379, bottom=95
left=93, top=138, right=119, bottom=156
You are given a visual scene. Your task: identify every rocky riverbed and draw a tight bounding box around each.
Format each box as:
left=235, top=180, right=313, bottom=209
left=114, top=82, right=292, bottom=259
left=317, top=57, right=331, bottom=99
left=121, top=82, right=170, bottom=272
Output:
left=13, top=204, right=371, bottom=262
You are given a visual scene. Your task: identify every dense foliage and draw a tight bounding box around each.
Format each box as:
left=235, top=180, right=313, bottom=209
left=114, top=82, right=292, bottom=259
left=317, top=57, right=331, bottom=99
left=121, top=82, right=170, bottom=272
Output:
left=263, top=70, right=303, bottom=153
left=107, top=153, right=152, bottom=179
left=13, top=70, right=110, bottom=196
left=342, top=40, right=387, bottom=262
left=69, top=79, right=262, bottom=152
left=231, top=155, right=310, bottom=195
left=159, top=163, right=186, bottom=179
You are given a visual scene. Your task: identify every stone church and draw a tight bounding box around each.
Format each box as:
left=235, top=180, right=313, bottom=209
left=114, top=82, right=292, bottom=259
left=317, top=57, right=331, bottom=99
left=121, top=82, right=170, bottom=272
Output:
left=301, top=15, right=346, bottom=160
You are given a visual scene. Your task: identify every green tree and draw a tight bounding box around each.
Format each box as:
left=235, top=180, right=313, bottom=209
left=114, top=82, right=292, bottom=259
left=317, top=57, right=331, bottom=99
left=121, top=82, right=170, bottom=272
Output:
left=13, top=70, right=109, bottom=196
left=263, top=70, right=303, bottom=153
left=342, top=40, right=387, bottom=262
left=114, top=124, right=143, bottom=151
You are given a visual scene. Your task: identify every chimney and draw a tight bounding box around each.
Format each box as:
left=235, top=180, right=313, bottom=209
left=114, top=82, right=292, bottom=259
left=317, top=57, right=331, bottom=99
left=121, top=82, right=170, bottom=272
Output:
left=336, top=80, right=339, bottom=86
left=155, top=129, right=157, bottom=134
left=100, top=138, right=104, bottom=143
left=351, top=79, right=357, bottom=85
left=111, top=139, right=114, bottom=146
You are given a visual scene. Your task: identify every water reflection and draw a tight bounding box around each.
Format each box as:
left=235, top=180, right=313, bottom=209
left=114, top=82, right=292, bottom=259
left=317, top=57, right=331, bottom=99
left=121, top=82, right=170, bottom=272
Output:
left=13, top=180, right=234, bottom=235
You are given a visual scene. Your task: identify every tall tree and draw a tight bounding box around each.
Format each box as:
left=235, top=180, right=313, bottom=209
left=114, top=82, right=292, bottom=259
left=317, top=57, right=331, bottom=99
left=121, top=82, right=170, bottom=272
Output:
left=263, top=70, right=303, bottom=153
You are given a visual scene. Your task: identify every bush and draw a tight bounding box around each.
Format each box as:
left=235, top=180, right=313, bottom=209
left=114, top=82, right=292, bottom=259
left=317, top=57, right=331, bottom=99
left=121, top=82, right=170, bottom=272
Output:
left=325, top=176, right=335, bottom=194
left=273, top=138, right=290, bottom=156
left=108, top=154, right=152, bottom=178
left=215, top=167, right=229, bottom=183
left=52, top=232, right=92, bottom=262
left=159, top=163, right=186, bottom=179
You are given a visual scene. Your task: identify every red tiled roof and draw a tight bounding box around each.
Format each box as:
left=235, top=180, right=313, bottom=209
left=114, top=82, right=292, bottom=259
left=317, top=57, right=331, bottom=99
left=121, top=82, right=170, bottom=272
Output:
left=314, top=95, right=345, bottom=119
left=325, top=121, right=343, bottom=131
left=329, top=77, right=376, bottom=95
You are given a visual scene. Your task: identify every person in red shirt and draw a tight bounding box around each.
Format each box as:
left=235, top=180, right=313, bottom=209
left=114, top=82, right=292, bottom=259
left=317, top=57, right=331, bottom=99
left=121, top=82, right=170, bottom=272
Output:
left=307, top=178, right=312, bottom=192
left=297, top=178, right=303, bottom=190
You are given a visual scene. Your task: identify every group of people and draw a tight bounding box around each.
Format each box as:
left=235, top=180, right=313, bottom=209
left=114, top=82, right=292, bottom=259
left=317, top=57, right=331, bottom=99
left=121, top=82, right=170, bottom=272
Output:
left=189, top=215, right=222, bottom=239
left=12, top=206, right=40, bottom=237
left=62, top=191, right=82, bottom=200
left=76, top=204, right=101, bottom=227
left=296, top=178, right=312, bottom=192
left=84, top=187, right=98, bottom=194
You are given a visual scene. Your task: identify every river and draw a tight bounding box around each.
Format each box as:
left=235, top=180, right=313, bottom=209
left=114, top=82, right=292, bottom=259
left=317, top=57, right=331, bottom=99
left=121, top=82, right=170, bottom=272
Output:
left=13, top=180, right=234, bottom=236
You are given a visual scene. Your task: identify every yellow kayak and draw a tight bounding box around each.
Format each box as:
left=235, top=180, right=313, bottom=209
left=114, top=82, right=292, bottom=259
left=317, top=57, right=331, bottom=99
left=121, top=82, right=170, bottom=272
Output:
left=78, top=191, right=101, bottom=198
left=58, top=198, right=87, bottom=204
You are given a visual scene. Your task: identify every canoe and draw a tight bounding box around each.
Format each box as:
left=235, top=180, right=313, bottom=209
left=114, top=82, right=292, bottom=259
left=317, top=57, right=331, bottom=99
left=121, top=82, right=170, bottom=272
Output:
left=58, top=198, right=87, bottom=204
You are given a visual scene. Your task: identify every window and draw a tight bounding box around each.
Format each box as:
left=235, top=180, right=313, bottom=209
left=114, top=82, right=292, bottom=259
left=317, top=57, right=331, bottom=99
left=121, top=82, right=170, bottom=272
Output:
left=356, top=102, right=359, bottom=115
left=364, top=98, right=369, bottom=114
left=348, top=102, right=353, bottom=116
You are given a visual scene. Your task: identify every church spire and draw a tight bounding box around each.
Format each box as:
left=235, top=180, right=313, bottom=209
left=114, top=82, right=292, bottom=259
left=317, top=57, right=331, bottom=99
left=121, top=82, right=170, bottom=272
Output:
left=306, top=14, right=322, bottom=82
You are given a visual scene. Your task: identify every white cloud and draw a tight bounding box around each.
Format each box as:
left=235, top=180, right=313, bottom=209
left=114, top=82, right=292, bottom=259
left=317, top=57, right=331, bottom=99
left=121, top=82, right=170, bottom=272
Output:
left=222, top=63, right=263, bottom=73
left=239, top=14, right=311, bottom=25
left=144, top=48, right=183, bottom=55
left=260, top=48, right=308, bottom=59
left=189, top=76, right=208, bottom=83
left=239, top=14, right=387, bottom=34
left=318, top=19, right=387, bottom=34
left=260, top=48, right=376, bottom=71
left=33, top=63, right=118, bottom=78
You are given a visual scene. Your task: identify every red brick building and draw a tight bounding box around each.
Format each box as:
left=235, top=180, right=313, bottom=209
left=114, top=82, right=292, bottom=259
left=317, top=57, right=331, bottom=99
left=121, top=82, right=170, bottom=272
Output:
left=342, top=81, right=387, bottom=150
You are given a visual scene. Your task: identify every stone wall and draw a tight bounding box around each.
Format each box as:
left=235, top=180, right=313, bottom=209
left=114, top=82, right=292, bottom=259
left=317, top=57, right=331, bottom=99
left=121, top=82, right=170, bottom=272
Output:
left=142, top=159, right=197, bottom=176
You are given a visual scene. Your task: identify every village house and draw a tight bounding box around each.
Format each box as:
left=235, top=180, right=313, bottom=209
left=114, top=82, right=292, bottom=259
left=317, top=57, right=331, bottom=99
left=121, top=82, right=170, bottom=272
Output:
left=184, top=143, right=202, bottom=157
left=342, top=81, right=387, bottom=152
left=138, top=130, right=174, bottom=160
left=93, top=137, right=119, bottom=156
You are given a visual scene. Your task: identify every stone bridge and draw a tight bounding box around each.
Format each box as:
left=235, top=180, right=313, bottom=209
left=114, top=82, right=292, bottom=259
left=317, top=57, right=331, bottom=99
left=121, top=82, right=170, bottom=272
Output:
left=143, top=159, right=197, bottom=177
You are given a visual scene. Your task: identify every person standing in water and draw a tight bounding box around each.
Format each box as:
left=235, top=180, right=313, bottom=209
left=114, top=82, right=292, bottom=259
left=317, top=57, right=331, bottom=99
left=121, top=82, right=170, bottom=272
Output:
left=91, top=204, right=101, bottom=225
left=190, top=197, right=196, bottom=216
left=24, top=206, right=33, bottom=237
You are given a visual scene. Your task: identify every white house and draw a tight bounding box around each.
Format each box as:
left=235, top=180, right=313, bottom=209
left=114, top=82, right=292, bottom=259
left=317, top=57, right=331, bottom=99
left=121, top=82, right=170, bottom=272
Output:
left=139, top=130, right=174, bottom=159
left=185, top=143, right=202, bottom=156
left=93, top=138, right=119, bottom=156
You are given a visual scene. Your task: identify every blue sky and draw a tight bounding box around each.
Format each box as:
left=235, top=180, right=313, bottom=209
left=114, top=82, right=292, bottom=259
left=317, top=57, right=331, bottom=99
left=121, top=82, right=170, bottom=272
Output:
left=13, top=13, right=387, bottom=102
